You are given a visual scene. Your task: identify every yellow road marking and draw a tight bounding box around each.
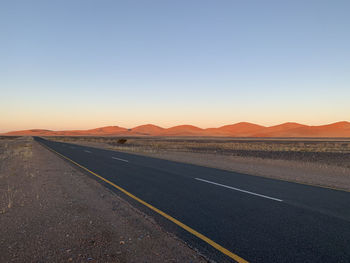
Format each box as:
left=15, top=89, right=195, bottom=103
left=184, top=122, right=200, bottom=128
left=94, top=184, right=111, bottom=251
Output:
left=38, top=140, right=249, bottom=263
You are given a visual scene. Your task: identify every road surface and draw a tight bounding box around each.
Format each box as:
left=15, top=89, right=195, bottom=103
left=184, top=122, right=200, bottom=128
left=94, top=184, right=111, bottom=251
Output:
left=35, top=137, right=350, bottom=263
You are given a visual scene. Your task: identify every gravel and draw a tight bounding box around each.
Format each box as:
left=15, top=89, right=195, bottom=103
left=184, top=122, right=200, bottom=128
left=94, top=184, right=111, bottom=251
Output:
left=0, top=137, right=206, bottom=263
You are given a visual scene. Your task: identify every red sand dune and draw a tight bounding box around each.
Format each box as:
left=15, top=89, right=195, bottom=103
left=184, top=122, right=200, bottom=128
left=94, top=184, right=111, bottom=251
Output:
left=205, top=122, right=266, bottom=136
left=158, top=125, right=206, bottom=136
left=65, top=126, right=127, bottom=136
left=252, top=122, right=308, bottom=137
left=3, top=129, right=55, bottom=136
left=2, top=121, right=350, bottom=137
left=53, top=126, right=128, bottom=136
left=267, top=121, right=350, bottom=137
left=252, top=122, right=350, bottom=137
left=129, top=124, right=164, bottom=136
left=84, top=126, right=128, bottom=135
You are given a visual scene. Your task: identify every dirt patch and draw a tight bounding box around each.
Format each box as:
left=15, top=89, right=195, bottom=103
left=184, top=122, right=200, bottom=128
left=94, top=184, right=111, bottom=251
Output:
left=0, top=137, right=206, bottom=262
left=47, top=137, right=350, bottom=192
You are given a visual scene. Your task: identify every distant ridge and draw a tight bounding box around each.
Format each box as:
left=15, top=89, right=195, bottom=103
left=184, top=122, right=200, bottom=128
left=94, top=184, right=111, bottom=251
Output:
left=2, top=121, right=350, bottom=137
left=129, top=124, right=164, bottom=136
left=204, top=122, right=265, bottom=136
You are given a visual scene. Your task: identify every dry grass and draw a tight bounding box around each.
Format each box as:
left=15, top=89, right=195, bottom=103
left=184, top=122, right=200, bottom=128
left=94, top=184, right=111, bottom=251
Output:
left=0, top=138, right=33, bottom=214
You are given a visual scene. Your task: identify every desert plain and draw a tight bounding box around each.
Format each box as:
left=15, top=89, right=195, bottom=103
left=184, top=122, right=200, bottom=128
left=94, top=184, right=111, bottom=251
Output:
left=0, top=136, right=206, bottom=263
left=1, top=133, right=350, bottom=262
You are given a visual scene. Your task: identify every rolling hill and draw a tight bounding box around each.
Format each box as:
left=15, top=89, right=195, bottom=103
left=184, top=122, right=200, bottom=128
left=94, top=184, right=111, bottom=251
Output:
left=2, top=121, right=350, bottom=137
left=129, top=124, right=164, bottom=136
left=205, top=122, right=265, bottom=136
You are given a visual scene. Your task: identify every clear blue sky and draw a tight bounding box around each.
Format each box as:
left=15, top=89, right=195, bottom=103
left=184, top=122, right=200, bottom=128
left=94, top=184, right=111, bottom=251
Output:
left=1, top=0, right=349, bottom=132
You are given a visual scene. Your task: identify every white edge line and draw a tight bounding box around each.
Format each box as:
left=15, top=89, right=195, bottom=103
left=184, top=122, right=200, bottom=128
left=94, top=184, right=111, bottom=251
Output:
left=195, top=178, right=283, bottom=202
left=112, top=157, right=129, bottom=163
left=84, top=150, right=91, bottom=153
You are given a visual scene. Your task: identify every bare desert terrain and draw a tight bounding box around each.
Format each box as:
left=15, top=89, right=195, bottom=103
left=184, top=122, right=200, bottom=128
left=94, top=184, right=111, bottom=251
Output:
left=1, top=135, right=349, bottom=262
left=0, top=137, right=206, bottom=263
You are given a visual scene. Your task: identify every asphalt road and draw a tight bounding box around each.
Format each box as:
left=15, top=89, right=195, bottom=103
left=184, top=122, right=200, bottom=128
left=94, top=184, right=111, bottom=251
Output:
left=35, top=137, right=350, bottom=263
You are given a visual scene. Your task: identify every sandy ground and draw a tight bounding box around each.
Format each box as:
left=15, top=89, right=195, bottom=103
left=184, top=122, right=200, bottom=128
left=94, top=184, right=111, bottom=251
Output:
left=0, top=137, right=206, bottom=263
left=52, top=139, right=350, bottom=192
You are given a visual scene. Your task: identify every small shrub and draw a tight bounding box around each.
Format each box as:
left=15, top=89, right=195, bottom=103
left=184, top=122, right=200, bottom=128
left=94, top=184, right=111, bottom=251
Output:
left=117, top=138, right=127, bottom=144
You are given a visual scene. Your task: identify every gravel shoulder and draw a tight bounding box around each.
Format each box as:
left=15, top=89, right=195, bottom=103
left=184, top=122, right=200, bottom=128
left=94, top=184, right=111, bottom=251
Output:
left=0, top=137, right=206, bottom=263
left=51, top=139, right=350, bottom=192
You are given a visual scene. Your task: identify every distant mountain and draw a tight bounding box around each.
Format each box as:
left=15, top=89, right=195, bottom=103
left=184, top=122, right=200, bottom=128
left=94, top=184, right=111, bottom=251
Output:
left=129, top=124, right=164, bottom=136
left=205, top=122, right=265, bottom=136
left=3, top=129, right=55, bottom=136
left=252, top=122, right=308, bottom=137
left=274, top=121, right=350, bottom=137
left=2, top=126, right=128, bottom=136
left=2, top=121, right=350, bottom=137
left=252, top=122, right=350, bottom=137
left=158, top=125, right=205, bottom=136
left=84, top=126, right=128, bottom=135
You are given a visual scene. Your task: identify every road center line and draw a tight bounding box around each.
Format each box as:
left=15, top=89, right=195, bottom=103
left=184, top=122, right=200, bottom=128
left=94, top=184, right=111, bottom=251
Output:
left=112, top=157, right=129, bottom=163
left=195, top=178, right=283, bottom=202
left=84, top=150, right=91, bottom=153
